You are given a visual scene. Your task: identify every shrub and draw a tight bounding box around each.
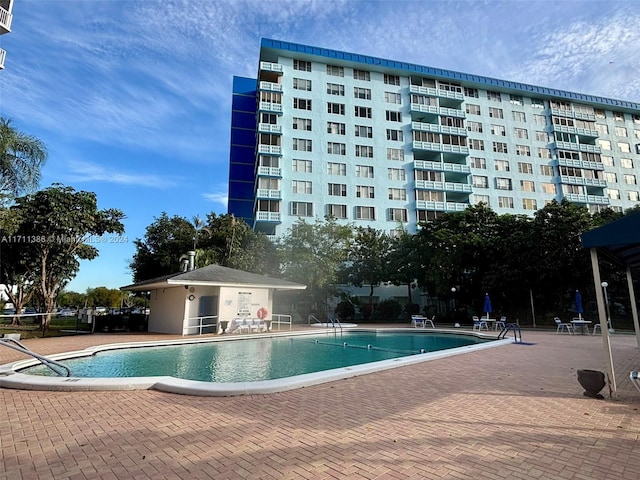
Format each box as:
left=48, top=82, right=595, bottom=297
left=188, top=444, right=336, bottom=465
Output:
left=373, top=299, right=402, bottom=323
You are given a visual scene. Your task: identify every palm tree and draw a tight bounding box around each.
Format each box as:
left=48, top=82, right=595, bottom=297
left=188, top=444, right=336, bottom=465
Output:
left=0, top=117, right=48, bottom=201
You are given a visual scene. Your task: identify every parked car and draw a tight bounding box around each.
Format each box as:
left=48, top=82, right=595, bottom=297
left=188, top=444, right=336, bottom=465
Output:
left=59, top=308, right=74, bottom=317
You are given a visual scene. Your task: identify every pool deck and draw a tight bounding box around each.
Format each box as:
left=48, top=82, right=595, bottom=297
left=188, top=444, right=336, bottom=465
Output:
left=1, top=326, right=640, bottom=479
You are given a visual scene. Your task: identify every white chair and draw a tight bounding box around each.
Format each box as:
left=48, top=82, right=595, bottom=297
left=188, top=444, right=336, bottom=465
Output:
left=495, top=316, right=507, bottom=330
left=411, top=315, right=425, bottom=328
left=630, top=371, right=640, bottom=394
left=554, top=317, right=573, bottom=334
left=236, top=318, right=250, bottom=333
left=472, top=316, right=488, bottom=331
left=593, top=323, right=601, bottom=335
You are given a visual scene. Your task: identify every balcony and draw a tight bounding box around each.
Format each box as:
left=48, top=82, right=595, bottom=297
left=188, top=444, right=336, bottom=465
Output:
left=257, top=145, right=282, bottom=156
left=564, top=193, right=610, bottom=205
left=259, top=81, right=283, bottom=92
left=412, top=141, right=469, bottom=155
left=552, top=124, right=599, bottom=139
left=409, top=85, right=464, bottom=102
left=559, top=175, right=607, bottom=188
left=255, top=211, right=281, bottom=222
left=415, top=180, right=472, bottom=193
left=259, top=102, right=283, bottom=114
left=257, top=166, right=282, bottom=177
left=256, top=189, right=281, bottom=199
left=0, top=47, right=4, bottom=70
left=550, top=108, right=596, bottom=122
left=258, top=123, right=282, bottom=134
left=0, top=5, right=12, bottom=35
left=552, top=141, right=601, bottom=154
left=413, top=160, right=470, bottom=174
left=259, top=61, right=283, bottom=74
left=411, top=121, right=467, bottom=137
left=415, top=200, right=468, bottom=212
left=556, top=158, right=604, bottom=171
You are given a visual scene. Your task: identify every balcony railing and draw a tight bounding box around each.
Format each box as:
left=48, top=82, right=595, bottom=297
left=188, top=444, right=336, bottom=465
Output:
left=256, top=189, right=281, bottom=199
left=259, top=61, right=283, bottom=73
left=415, top=200, right=468, bottom=211
left=255, top=211, right=281, bottom=222
left=0, top=48, right=5, bottom=70
left=411, top=121, right=467, bottom=137
left=259, top=81, right=283, bottom=92
left=415, top=180, right=472, bottom=193
left=550, top=108, right=596, bottom=122
left=556, top=158, right=604, bottom=171
left=552, top=141, right=601, bottom=154
left=0, top=6, right=12, bottom=34
left=413, top=160, right=470, bottom=174
left=257, top=145, right=282, bottom=155
left=257, top=166, right=282, bottom=177
left=559, top=175, right=607, bottom=188
left=564, top=193, right=610, bottom=205
left=259, top=102, right=283, bottom=114
left=409, top=85, right=464, bottom=101
left=412, top=141, right=469, bottom=155
left=258, top=123, right=282, bottom=134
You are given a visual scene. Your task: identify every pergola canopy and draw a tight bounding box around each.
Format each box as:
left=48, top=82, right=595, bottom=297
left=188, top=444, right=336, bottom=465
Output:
left=581, top=211, right=640, bottom=272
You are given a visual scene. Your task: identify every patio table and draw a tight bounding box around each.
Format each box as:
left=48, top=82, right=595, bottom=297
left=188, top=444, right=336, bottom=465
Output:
left=571, top=319, right=592, bottom=335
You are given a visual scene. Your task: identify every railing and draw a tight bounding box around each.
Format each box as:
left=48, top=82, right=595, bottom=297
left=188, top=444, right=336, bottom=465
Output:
left=498, top=323, right=522, bottom=343
left=0, top=6, right=12, bottom=33
left=0, top=48, right=5, bottom=70
left=271, top=314, right=292, bottom=331
left=308, top=314, right=342, bottom=333
left=184, top=315, right=218, bottom=335
left=0, top=337, right=70, bottom=377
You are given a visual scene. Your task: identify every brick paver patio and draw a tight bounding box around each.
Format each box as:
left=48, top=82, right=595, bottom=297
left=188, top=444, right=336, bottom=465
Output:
left=1, top=328, right=639, bottom=479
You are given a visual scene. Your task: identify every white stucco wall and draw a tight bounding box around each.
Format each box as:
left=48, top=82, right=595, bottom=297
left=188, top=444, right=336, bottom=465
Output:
left=218, top=286, right=271, bottom=321
left=147, top=287, right=187, bottom=334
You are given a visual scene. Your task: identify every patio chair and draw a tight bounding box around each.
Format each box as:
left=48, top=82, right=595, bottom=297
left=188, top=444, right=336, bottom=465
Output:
left=495, top=316, right=507, bottom=330
left=236, top=318, right=250, bottom=333
left=630, top=371, right=640, bottom=394
left=554, top=317, right=573, bottom=334
left=411, top=315, right=435, bottom=328
left=592, top=323, right=601, bottom=335
left=472, top=316, right=488, bottom=331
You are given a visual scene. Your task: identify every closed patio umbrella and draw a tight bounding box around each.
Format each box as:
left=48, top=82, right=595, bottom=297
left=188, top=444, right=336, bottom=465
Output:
left=483, top=293, right=492, bottom=320
left=575, top=290, right=583, bottom=319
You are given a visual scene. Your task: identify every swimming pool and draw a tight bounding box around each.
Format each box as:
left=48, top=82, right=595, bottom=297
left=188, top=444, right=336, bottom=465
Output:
left=0, top=329, right=513, bottom=396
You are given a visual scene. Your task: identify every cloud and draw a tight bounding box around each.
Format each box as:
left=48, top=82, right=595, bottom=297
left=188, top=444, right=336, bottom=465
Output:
left=62, top=159, right=179, bottom=188
left=202, top=190, right=229, bottom=208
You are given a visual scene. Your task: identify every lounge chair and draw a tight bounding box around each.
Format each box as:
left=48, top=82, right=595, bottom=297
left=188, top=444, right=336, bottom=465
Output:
left=554, top=317, right=573, bottom=334
left=411, top=315, right=434, bottom=328
left=236, top=318, right=250, bottom=333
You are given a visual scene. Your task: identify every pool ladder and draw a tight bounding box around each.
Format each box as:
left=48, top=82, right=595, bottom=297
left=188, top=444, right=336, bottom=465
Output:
left=0, top=337, right=71, bottom=377
left=308, top=314, right=343, bottom=333
left=498, top=323, right=522, bottom=343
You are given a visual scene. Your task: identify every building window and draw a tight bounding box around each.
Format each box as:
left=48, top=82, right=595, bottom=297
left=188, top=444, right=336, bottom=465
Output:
left=327, top=142, right=346, bottom=155
left=498, top=196, right=514, bottom=208
left=292, top=159, right=312, bottom=173
left=355, top=165, right=374, bottom=177
left=614, top=112, right=625, bottom=122
left=469, top=139, right=485, bottom=151
left=386, top=129, right=404, bottom=141
left=293, top=78, right=312, bottom=91
left=491, top=124, right=506, bottom=136
left=327, top=183, right=347, bottom=196
left=514, top=127, right=529, bottom=139
left=355, top=125, right=373, bottom=138
left=327, top=102, right=345, bottom=115
left=356, top=186, right=375, bottom=199
left=472, top=175, right=488, bottom=188
left=467, top=121, right=483, bottom=133
left=292, top=180, right=312, bottom=194
left=510, top=95, right=524, bottom=105
left=293, top=138, right=312, bottom=152
left=257, top=199, right=279, bottom=213
left=531, top=98, right=544, bottom=109
left=474, top=194, right=490, bottom=205
left=291, top=201, right=313, bottom=216
left=326, top=65, right=344, bottom=77
left=493, top=142, right=508, bottom=154
left=604, top=172, right=617, bottom=182
left=354, top=87, right=371, bottom=100
left=624, top=174, right=637, bottom=185
left=521, top=180, right=535, bottom=192
left=615, top=126, right=628, bottom=137
left=635, top=129, right=640, bottom=139
left=389, top=208, right=408, bottom=222
left=258, top=177, right=279, bottom=190
left=327, top=162, right=346, bottom=175
left=293, top=60, right=311, bottom=72
left=489, top=107, right=504, bottom=119
left=293, top=98, right=312, bottom=110
left=518, top=162, right=533, bottom=174
left=327, top=122, right=345, bottom=135
left=495, top=159, right=510, bottom=171
left=466, top=104, right=481, bottom=115
left=464, top=87, right=479, bottom=98
left=534, top=114, right=547, bottom=125
left=516, top=145, right=531, bottom=156
left=512, top=111, right=526, bottom=122
left=618, top=142, right=631, bottom=153
left=384, top=74, right=400, bottom=86
left=355, top=206, right=376, bottom=220
left=598, top=139, right=611, bottom=150
left=353, top=69, right=370, bottom=81
left=634, top=114, right=640, bottom=124
left=260, top=90, right=282, bottom=103
left=259, top=155, right=279, bottom=168
left=388, top=168, right=405, bottom=181
left=386, top=110, right=402, bottom=122
left=535, top=131, right=548, bottom=142
left=355, top=145, right=374, bottom=158
left=487, top=91, right=501, bottom=101
left=538, top=147, right=551, bottom=159
left=596, top=124, right=609, bottom=135
left=355, top=106, right=372, bottom=118
left=540, top=165, right=554, bottom=176
left=541, top=183, right=556, bottom=194
left=621, top=158, right=634, bottom=169
left=522, top=198, right=537, bottom=210
left=496, top=178, right=513, bottom=190
left=388, top=188, right=406, bottom=201
left=384, top=92, right=402, bottom=104
left=387, top=148, right=404, bottom=161
left=470, top=157, right=486, bottom=169
left=601, top=155, right=614, bottom=166
left=292, top=117, right=312, bottom=131
left=416, top=170, right=442, bottom=181
left=327, top=204, right=348, bottom=219
left=628, top=191, right=639, bottom=201
left=326, top=83, right=345, bottom=96
left=607, top=189, right=620, bottom=200
left=416, top=190, right=444, bottom=201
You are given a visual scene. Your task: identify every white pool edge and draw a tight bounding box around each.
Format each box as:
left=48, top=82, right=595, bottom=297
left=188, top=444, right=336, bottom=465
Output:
left=0, top=329, right=515, bottom=396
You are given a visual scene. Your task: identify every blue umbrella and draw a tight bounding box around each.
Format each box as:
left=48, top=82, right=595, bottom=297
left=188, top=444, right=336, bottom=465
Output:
left=483, top=293, right=492, bottom=319
left=575, top=290, right=583, bottom=319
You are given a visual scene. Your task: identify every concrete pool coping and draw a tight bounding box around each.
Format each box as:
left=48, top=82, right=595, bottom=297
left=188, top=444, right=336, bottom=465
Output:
left=0, top=328, right=514, bottom=396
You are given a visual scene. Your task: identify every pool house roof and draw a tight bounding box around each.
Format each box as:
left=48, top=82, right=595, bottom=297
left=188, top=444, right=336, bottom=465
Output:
left=121, top=264, right=306, bottom=292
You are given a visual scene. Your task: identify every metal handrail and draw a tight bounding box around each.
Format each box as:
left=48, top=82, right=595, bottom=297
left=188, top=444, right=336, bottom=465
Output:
left=0, top=337, right=71, bottom=377
left=184, top=315, right=218, bottom=335
left=498, top=323, right=522, bottom=343
left=308, top=314, right=342, bottom=333
left=271, top=314, right=292, bottom=331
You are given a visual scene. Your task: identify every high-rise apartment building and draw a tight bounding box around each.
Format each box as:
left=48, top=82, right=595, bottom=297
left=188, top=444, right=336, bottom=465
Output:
left=228, top=39, right=640, bottom=237
left=0, top=0, right=14, bottom=70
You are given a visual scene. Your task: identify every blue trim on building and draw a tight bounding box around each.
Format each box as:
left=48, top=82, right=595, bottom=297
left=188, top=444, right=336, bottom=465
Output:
left=261, top=38, right=640, bottom=112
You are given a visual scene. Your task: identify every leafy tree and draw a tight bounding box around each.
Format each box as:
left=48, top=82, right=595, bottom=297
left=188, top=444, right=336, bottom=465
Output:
left=9, top=184, right=125, bottom=328
left=56, top=290, right=87, bottom=309
left=277, top=216, right=353, bottom=314
left=0, top=117, right=48, bottom=203
left=86, top=286, right=123, bottom=308
left=342, top=226, right=391, bottom=304
left=387, top=225, right=422, bottom=303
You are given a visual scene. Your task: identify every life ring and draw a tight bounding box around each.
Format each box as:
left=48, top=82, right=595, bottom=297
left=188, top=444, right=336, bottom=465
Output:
left=257, top=307, right=268, bottom=319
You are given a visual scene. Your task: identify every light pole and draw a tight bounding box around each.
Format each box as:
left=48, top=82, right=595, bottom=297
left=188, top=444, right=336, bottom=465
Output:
left=601, top=281, right=613, bottom=333
left=450, top=287, right=456, bottom=312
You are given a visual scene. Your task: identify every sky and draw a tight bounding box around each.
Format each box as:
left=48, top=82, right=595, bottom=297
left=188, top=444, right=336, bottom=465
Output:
left=1, top=0, right=639, bottom=293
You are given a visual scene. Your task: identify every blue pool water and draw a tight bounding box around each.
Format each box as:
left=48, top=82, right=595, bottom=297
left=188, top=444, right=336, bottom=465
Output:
left=23, top=331, right=488, bottom=383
